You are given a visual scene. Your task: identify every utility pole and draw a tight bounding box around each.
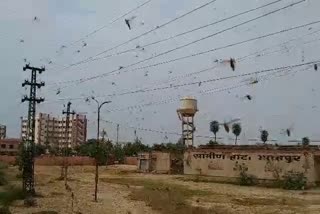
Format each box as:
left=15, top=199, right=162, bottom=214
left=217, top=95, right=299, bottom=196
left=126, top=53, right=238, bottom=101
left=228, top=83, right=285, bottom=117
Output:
left=116, top=124, right=119, bottom=144
left=91, top=97, right=111, bottom=202
left=62, top=102, right=75, bottom=187
left=21, top=64, right=45, bottom=197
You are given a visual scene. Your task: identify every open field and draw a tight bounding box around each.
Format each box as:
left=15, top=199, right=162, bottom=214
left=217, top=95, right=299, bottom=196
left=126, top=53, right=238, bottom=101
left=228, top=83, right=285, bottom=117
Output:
left=2, top=165, right=320, bottom=214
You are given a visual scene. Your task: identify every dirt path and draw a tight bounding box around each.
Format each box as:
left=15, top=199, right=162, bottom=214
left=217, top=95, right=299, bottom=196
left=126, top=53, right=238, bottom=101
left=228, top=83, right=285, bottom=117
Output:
left=8, top=165, right=320, bottom=214
left=10, top=166, right=157, bottom=214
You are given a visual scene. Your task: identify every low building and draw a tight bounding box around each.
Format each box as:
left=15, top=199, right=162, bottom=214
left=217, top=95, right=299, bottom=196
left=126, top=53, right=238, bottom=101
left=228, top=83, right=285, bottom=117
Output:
left=21, top=113, right=87, bottom=148
left=137, top=152, right=171, bottom=173
left=0, top=125, right=6, bottom=139
left=0, top=138, right=20, bottom=155
left=184, top=145, right=320, bottom=184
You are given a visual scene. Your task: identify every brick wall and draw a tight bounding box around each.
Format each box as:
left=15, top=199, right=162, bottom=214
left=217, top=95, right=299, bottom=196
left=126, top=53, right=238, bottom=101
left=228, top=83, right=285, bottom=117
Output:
left=0, top=155, right=95, bottom=166
left=124, top=156, right=138, bottom=165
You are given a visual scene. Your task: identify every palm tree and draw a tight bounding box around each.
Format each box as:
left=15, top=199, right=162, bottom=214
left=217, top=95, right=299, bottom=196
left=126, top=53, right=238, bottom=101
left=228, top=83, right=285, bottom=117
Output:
left=260, top=130, right=269, bottom=144
left=232, top=123, right=242, bottom=145
left=210, top=121, right=219, bottom=142
left=302, top=137, right=310, bottom=146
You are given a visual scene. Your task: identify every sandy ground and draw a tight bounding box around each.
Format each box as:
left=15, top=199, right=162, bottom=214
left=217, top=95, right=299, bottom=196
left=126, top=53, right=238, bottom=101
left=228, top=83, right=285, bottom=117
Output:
left=8, top=165, right=320, bottom=214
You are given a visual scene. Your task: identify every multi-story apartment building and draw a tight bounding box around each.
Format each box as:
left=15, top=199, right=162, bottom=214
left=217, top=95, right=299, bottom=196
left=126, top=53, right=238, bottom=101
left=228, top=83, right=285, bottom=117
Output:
left=0, top=125, right=6, bottom=139
left=21, top=113, right=87, bottom=148
left=0, top=138, right=20, bottom=155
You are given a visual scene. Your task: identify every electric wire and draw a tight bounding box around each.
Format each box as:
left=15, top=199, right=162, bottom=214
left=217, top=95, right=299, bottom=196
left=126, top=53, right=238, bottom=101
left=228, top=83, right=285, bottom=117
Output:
left=50, top=0, right=307, bottom=86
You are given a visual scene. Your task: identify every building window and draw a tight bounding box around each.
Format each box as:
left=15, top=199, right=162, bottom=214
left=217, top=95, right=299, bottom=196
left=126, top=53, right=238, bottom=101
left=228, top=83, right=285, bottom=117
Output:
left=9, top=145, right=14, bottom=149
left=1, top=144, right=6, bottom=149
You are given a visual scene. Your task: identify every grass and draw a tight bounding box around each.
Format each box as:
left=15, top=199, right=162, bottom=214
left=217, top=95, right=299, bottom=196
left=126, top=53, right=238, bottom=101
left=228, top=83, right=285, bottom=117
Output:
left=0, top=186, right=26, bottom=207
left=101, top=177, right=226, bottom=214
left=31, top=211, right=58, bottom=214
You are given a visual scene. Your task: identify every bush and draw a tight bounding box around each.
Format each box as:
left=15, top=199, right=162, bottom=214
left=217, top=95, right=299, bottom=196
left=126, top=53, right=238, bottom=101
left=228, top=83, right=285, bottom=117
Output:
left=0, top=206, right=11, bottom=214
left=0, top=170, right=7, bottom=186
left=0, top=187, right=26, bottom=207
left=238, top=171, right=257, bottom=186
left=282, top=171, right=307, bottom=190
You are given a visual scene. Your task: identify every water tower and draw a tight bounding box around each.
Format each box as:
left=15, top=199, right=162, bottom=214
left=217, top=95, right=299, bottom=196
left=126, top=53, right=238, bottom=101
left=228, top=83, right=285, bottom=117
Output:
left=177, top=96, right=198, bottom=147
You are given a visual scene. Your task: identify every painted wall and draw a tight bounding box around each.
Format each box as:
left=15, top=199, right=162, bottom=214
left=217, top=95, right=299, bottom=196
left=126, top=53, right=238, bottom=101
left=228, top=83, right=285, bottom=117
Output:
left=137, top=152, right=171, bottom=173
left=152, top=152, right=171, bottom=173
left=184, top=149, right=316, bottom=182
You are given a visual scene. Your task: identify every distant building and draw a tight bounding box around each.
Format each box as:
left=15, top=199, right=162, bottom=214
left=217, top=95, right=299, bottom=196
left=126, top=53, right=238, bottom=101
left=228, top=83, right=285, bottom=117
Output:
left=21, top=113, right=87, bottom=148
left=0, top=125, right=6, bottom=139
left=0, top=138, right=20, bottom=155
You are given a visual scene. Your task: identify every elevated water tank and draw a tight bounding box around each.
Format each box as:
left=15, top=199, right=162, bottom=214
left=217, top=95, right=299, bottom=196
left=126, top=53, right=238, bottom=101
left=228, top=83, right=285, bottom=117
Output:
left=177, top=96, right=198, bottom=116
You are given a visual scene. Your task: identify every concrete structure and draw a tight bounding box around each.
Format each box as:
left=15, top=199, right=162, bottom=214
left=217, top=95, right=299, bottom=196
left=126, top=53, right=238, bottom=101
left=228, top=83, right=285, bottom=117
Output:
left=184, top=145, right=320, bottom=184
left=137, top=152, right=171, bottom=173
left=177, top=97, right=198, bottom=146
left=21, top=113, right=87, bottom=147
left=0, top=138, right=20, bottom=155
left=0, top=125, right=6, bottom=139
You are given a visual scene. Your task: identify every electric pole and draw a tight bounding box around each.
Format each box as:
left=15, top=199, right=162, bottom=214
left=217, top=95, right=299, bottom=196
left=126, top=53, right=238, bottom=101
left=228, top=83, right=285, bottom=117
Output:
left=116, top=124, right=119, bottom=144
left=21, top=64, right=45, bottom=197
left=62, top=102, right=75, bottom=187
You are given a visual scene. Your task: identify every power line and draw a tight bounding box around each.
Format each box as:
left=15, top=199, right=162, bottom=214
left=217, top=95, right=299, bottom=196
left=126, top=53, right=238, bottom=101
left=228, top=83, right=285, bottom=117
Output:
left=44, top=0, right=153, bottom=66
left=47, top=59, right=318, bottom=104
left=72, top=0, right=286, bottom=65
left=68, top=0, right=153, bottom=47
left=101, top=119, right=215, bottom=139
left=50, top=0, right=217, bottom=74
left=48, top=19, right=320, bottom=88
left=50, top=0, right=307, bottom=86
left=107, top=65, right=309, bottom=113
left=151, top=27, right=320, bottom=86
left=78, top=0, right=217, bottom=62
left=59, top=25, right=319, bottom=96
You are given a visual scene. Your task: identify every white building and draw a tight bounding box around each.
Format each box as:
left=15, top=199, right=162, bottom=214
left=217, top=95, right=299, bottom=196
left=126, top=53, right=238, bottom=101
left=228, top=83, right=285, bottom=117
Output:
left=21, top=113, right=87, bottom=148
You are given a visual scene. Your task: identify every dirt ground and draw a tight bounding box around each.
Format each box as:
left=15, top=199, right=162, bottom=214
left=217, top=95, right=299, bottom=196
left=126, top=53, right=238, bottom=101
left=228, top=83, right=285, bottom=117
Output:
left=7, top=165, right=320, bottom=214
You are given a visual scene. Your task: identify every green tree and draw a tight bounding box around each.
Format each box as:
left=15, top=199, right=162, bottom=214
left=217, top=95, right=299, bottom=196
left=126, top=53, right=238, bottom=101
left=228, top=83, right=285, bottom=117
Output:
left=34, top=144, right=46, bottom=156
left=207, top=140, right=219, bottom=146
left=260, top=130, right=269, bottom=144
left=232, top=123, right=242, bottom=145
left=302, top=137, right=310, bottom=146
left=210, top=120, right=219, bottom=142
left=113, top=143, right=125, bottom=162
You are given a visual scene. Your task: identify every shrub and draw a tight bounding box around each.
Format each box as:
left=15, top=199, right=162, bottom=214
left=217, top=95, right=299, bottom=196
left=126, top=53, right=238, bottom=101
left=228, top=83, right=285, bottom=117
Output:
left=0, top=170, right=7, bottom=186
left=0, top=206, right=11, bottom=214
left=0, top=187, right=26, bottom=207
left=282, top=171, right=307, bottom=190
left=238, top=171, right=257, bottom=186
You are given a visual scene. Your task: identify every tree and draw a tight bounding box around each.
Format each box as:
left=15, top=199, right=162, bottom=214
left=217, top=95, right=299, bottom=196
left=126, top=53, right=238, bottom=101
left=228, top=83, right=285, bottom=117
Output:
left=34, top=144, right=46, bottom=157
left=210, top=120, right=219, bottom=142
left=302, top=137, right=310, bottom=146
left=260, top=130, right=269, bottom=144
left=232, top=123, right=242, bottom=145
left=208, top=140, right=219, bottom=146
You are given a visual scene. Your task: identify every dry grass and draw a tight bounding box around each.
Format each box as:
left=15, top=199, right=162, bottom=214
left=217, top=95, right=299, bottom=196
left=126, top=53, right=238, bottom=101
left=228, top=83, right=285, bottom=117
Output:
left=102, top=177, right=227, bottom=214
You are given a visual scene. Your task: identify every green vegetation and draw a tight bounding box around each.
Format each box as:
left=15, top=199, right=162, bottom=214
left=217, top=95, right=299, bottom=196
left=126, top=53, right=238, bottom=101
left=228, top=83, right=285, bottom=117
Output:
left=101, top=177, right=220, bottom=214
left=0, top=186, right=25, bottom=207
left=238, top=171, right=257, bottom=186
left=302, top=137, right=310, bottom=147
left=210, top=120, right=219, bottom=142
left=0, top=164, right=26, bottom=211
left=232, top=123, right=242, bottom=145
left=282, top=171, right=307, bottom=190
left=260, top=130, right=269, bottom=144
left=0, top=162, right=9, bottom=186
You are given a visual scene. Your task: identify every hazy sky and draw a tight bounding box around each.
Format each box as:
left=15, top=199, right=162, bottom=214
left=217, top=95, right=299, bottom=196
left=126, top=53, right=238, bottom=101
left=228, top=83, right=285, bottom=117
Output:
left=0, top=0, right=319, bottom=145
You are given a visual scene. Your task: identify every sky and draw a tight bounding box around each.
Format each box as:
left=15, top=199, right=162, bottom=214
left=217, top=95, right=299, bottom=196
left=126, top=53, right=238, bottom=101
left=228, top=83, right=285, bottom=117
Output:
left=0, top=0, right=319, bottom=145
